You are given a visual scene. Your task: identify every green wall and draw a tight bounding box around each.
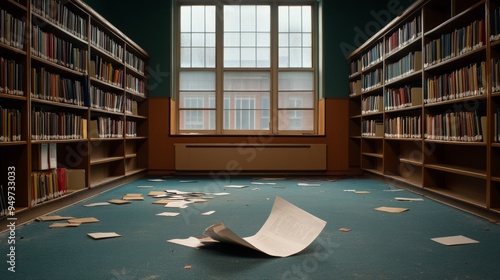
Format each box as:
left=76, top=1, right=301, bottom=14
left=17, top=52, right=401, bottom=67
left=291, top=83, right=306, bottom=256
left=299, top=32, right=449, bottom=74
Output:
left=83, top=0, right=415, bottom=98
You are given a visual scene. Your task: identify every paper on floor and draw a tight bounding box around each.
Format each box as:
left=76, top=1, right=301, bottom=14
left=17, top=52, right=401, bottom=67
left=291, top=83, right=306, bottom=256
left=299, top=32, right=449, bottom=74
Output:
left=168, top=196, right=327, bottom=257
left=88, top=232, right=121, bottom=240
left=431, top=235, right=479, bottom=246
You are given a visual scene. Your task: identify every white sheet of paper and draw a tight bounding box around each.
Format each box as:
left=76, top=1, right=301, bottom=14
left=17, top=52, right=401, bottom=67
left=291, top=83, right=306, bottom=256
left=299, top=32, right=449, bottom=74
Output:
left=298, top=183, right=321, bottom=187
left=212, top=192, right=231, bottom=196
left=164, top=201, right=193, bottom=208
left=203, top=196, right=327, bottom=257
left=147, top=179, right=165, bottom=182
left=431, top=235, right=479, bottom=246
left=156, top=212, right=180, bottom=217
left=137, top=185, right=154, bottom=188
left=88, top=232, right=121, bottom=239
left=167, top=237, right=205, bottom=248
left=395, top=197, right=424, bottom=201
left=224, top=185, right=248, bottom=188
left=84, top=202, right=110, bottom=207
left=251, top=182, right=276, bottom=185
left=384, top=189, right=404, bottom=192
left=201, top=211, right=216, bottom=216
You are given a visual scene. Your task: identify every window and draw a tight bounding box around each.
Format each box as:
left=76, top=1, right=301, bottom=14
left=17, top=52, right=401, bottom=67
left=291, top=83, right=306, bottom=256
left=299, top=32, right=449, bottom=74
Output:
left=174, top=1, right=317, bottom=135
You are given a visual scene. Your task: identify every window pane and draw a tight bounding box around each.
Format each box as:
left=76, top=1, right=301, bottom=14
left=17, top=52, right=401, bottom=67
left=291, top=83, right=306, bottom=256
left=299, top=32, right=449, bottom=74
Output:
left=180, top=71, right=215, bottom=90
left=224, top=72, right=270, bottom=90
left=278, top=110, right=314, bottom=130
left=179, top=92, right=215, bottom=108
left=180, top=5, right=215, bottom=68
left=180, top=48, right=191, bottom=67
left=279, top=72, right=313, bottom=90
left=223, top=92, right=269, bottom=130
left=191, top=6, right=205, bottom=32
left=206, top=48, right=215, bottom=68
left=180, top=110, right=215, bottom=130
left=180, top=7, right=191, bottom=32
left=192, top=48, right=205, bottom=67
left=278, top=92, right=314, bottom=108
left=279, top=5, right=312, bottom=68
left=224, top=5, right=270, bottom=68
left=192, top=33, right=205, bottom=47
left=206, top=6, right=216, bottom=32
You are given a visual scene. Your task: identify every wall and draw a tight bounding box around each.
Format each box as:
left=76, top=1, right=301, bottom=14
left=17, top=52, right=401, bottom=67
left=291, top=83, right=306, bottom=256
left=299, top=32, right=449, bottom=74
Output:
left=81, top=0, right=416, bottom=174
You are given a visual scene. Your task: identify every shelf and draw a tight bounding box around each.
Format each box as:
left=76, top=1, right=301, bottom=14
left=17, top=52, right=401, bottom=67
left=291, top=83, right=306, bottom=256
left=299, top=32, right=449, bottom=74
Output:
left=0, top=41, right=26, bottom=55
left=424, top=0, right=485, bottom=37
left=0, top=141, right=27, bottom=146
left=125, top=64, right=146, bottom=78
left=31, top=139, right=86, bottom=144
left=125, top=168, right=147, bottom=177
left=385, top=35, right=422, bottom=60
left=90, top=156, right=123, bottom=165
left=90, top=175, right=125, bottom=188
left=384, top=105, right=422, bottom=114
left=90, top=44, right=124, bottom=65
left=423, top=139, right=486, bottom=146
left=125, top=114, right=147, bottom=120
left=423, top=94, right=487, bottom=108
left=423, top=45, right=486, bottom=72
left=0, top=92, right=26, bottom=100
left=384, top=70, right=422, bottom=87
left=424, top=186, right=486, bottom=209
left=90, top=107, right=124, bottom=116
left=90, top=76, right=124, bottom=91
left=31, top=98, right=88, bottom=110
left=31, top=55, right=86, bottom=76
left=125, top=136, right=147, bottom=140
left=361, top=152, right=383, bottom=159
left=384, top=173, right=422, bottom=188
left=31, top=12, right=88, bottom=45
left=424, top=163, right=486, bottom=179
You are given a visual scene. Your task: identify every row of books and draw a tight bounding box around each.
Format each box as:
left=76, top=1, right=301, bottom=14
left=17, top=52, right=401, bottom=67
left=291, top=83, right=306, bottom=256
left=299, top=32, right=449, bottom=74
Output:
left=361, top=42, right=383, bottom=70
left=126, top=120, right=137, bottom=137
left=385, top=51, right=422, bottom=82
left=31, top=0, right=88, bottom=41
left=424, top=19, right=485, bottom=67
left=349, top=59, right=361, bottom=77
left=361, top=120, right=383, bottom=137
left=361, top=95, right=382, bottom=115
left=362, top=68, right=382, bottom=91
left=385, top=87, right=422, bottom=111
left=31, top=168, right=65, bottom=206
left=385, top=14, right=421, bottom=55
left=424, top=61, right=485, bottom=104
left=31, top=110, right=86, bottom=140
left=349, top=80, right=362, bottom=96
left=91, top=117, right=123, bottom=138
left=126, top=74, right=146, bottom=95
left=31, top=67, right=86, bottom=106
left=125, top=98, right=138, bottom=115
left=125, top=50, right=145, bottom=75
left=90, top=85, right=124, bottom=112
left=0, top=56, right=24, bottom=96
left=385, top=116, right=421, bottom=139
left=31, top=24, right=89, bottom=73
left=90, top=24, right=124, bottom=61
left=89, top=55, right=124, bottom=87
left=490, top=58, right=500, bottom=93
left=0, top=185, right=7, bottom=218
left=0, top=107, right=21, bottom=142
left=0, top=8, right=25, bottom=50
left=424, top=111, right=485, bottom=142
left=490, top=7, right=500, bottom=41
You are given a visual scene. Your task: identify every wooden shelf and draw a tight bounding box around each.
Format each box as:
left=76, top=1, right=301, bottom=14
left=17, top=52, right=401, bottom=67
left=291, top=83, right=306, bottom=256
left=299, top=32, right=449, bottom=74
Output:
left=0, top=0, right=148, bottom=221
left=347, top=0, right=497, bottom=218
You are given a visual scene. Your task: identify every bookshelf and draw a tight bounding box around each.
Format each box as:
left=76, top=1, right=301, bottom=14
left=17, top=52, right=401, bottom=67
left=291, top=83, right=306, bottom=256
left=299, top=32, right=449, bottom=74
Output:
left=347, top=0, right=500, bottom=216
left=0, top=0, right=149, bottom=218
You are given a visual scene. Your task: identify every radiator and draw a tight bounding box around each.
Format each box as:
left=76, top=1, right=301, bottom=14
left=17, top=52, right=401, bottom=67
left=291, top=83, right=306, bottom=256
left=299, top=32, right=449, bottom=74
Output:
left=175, top=143, right=327, bottom=171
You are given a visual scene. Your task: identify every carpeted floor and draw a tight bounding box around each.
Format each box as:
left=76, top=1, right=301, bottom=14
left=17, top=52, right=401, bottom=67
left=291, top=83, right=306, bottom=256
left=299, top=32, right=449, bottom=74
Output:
left=1, top=176, right=500, bottom=280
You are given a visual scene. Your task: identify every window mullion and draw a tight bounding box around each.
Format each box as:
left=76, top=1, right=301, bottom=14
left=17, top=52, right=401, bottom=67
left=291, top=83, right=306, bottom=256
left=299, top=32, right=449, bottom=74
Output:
left=216, top=3, right=224, bottom=134
left=271, top=2, right=279, bottom=135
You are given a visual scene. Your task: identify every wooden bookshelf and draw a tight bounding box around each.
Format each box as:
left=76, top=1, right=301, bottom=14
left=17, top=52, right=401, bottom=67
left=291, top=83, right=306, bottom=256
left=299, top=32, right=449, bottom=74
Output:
left=347, top=0, right=500, bottom=216
left=0, top=0, right=148, bottom=219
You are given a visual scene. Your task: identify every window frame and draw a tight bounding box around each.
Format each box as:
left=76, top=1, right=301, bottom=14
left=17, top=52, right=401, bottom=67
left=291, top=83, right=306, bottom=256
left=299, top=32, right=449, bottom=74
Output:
left=172, top=0, right=319, bottom=135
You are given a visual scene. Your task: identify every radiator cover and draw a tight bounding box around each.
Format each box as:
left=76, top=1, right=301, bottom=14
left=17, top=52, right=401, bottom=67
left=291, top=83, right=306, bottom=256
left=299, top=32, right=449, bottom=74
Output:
left=174, top=143, right=327, bottom=171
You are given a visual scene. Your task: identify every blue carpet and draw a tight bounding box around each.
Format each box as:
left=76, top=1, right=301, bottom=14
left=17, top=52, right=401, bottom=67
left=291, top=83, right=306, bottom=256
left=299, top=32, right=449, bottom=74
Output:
left=1, top=176, right=500, bottom=280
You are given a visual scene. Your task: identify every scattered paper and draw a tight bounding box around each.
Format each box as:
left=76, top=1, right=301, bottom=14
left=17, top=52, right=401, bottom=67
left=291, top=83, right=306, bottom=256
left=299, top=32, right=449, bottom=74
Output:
left=184, top=265, right=192, bottom=269
left=251, top=182, right=276, bottom=185
left=87, top=232, right=121, bottom=240
left=187, top=198, right=208, bottom=203
left=167, top=237, right=205, bottom=248
left=354, top=191, right=370, bottom=194
left=431, top=235, right=479, bottom=246
left=108, top=199, right=131, bottom=205
left=170, top=197, right=326, bottom=257
left=123, top=194, right=144, bottom=201
left=165, top=201, right=193, bottom=208
left=147, top=179, right=165, bottom=182
left=201, top=211, right=216, bottom=216
left=166, top=190, right=192, bottom=195
left=156, top=212, right=181, bottom=217
left=212, top=192, right=231, bottom=196
left=339, top=228, right=351, bottom=232
left=152, top=199, right=179, bottom=205
left=395, top=197, right=424, bottom=201
left=137, top=185, right=154, bottom=188
left=68, top=217, right=100, bottom=224
left=84, top=202, right=110, bottom=207
left=36, top=215, right=75, bottom=221
left=343, top=190, right=356, bottom=192
left=224, top=185, right=248, bottom=189
left=383, top=189, right=404, bottom=192
left=49, top=223, right=80, bottom=228
left=298, top=183, right=321, bottom=187
left=148, top=191, right=167, bottom=196
left=374, top=206, right=409, bottom=213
